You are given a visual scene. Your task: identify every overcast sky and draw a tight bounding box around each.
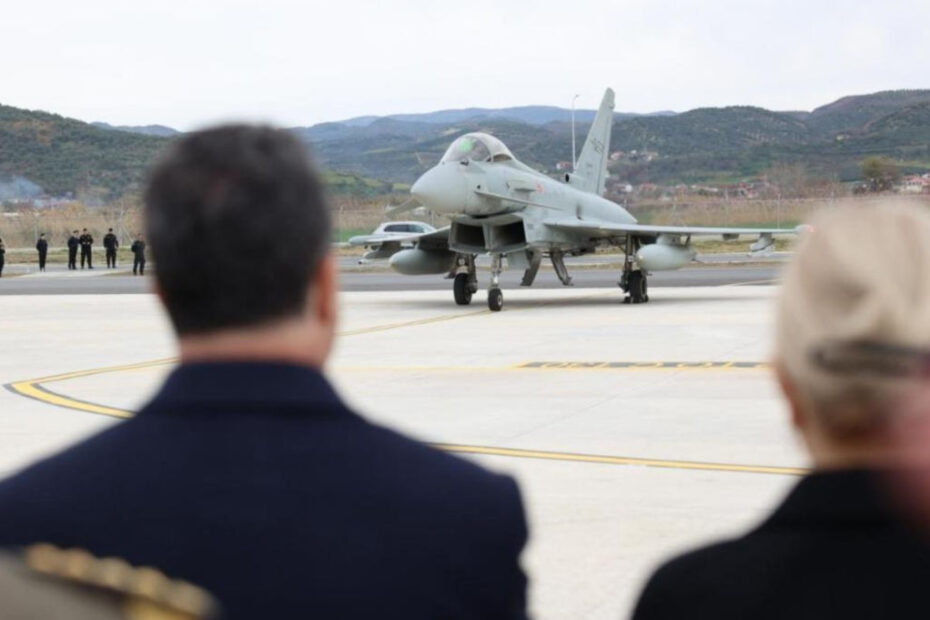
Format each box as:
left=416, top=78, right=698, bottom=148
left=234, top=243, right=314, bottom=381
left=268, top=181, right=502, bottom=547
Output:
left=2, top=0, right=928, bottom=130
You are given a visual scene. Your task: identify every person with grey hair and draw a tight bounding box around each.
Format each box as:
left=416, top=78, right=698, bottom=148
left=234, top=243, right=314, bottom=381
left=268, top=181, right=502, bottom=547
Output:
left=632, top=202, right=930, bottom=620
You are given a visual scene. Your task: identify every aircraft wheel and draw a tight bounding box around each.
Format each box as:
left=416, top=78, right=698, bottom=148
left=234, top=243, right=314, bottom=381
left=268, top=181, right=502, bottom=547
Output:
left=629, top=271, right=647, bottom=304
left=453, top=273, right=473, bottom=305
left=488, top=288, right=504, bottom=312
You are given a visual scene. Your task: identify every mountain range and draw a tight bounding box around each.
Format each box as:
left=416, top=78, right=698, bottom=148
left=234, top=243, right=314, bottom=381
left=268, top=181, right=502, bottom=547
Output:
left=1, top=90, right=929, bottom=201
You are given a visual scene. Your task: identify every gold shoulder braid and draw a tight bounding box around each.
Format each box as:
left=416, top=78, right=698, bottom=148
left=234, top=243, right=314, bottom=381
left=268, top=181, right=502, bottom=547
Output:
left=24, top=543, right=219, bottom=620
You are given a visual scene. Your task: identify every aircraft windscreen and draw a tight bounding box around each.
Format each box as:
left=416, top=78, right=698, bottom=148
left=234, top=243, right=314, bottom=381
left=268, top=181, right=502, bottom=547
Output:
left=441, top=136, right=491, bottom=163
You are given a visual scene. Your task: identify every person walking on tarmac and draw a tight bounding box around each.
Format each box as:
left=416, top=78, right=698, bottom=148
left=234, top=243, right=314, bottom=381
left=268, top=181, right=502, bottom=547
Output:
left=79, top=228, right=94, bottom=269
left=131, top=235, right=146, bottom=275
left=67, top=231, right=79, bottom=270
left=36, top=233, right=48, bottom=272
left=0, top=237, right=5, bottom=278
left=103, top=228, right=118, bottom=268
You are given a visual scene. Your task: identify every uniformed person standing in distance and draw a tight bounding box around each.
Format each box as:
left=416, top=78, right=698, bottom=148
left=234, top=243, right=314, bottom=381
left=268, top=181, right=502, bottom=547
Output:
left=67, top=230, right=79, bottom=270
left=103, top=228, right=118, bottom=269
left=79, top=228, right=94, bottom=269
left=35, top=233, right=48, bottom=272
left=131, top=234, right=146, bottom=275
left=0, top=237, right=5, bottom=278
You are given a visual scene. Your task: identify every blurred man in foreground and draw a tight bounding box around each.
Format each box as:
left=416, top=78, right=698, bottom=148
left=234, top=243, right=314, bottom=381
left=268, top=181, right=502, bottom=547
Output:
left=633, top=202, right=930, bottom=620
left=0, top=126, right=528, bottom=619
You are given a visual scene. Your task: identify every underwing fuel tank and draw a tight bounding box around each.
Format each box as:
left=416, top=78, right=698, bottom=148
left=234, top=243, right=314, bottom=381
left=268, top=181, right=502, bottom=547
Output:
left=363, top=246, right=397, bottom=260
left=389, top=248, right=456, bottom=275
left=635, top=243, right=696, bottom=271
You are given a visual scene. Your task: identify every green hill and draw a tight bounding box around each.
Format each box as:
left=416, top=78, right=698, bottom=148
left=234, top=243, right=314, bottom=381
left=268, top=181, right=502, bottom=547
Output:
left=303, top=90, right=930, bottom=186
left=805, top=89, right=930, bottom=137
left=0, top=105, right=167, bottom=199
left=0, top=106, right=399, bottom=200
left=611, top=106, right=811, bottom=156
left=3, top=89, right=930, bottom=201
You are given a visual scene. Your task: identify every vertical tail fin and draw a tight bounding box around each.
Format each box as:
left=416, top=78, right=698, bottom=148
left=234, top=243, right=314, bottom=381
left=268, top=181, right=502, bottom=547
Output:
left=571, top=88, right=615, bottom=196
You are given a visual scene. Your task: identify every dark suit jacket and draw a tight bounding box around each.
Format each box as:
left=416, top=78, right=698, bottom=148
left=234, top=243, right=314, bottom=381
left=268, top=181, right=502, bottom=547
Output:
left=0, top=363, right=528, bottom=619
left=632, top=469, right=930, bottom=620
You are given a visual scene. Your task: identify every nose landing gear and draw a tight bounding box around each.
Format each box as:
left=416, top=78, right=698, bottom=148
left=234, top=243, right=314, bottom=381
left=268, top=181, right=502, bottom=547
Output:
left=452, top=254, right=478, bottom=306
left=488, top=287, right=503, bottom=311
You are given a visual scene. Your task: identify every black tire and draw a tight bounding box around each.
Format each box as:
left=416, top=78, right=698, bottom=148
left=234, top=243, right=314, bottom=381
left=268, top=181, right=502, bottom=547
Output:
left=453, top=273, right=473, bottom=305
left=629, top=270, right=646, bottom=304
left=488, top=288, right=504, bottom=312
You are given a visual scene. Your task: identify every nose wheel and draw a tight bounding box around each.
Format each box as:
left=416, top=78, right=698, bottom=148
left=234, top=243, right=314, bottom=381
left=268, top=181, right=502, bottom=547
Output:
left=488, top=288, right=503, bottom=312
left=451, top=254, right=478, bottom=306
left=453, top=273, right=473, bottom=305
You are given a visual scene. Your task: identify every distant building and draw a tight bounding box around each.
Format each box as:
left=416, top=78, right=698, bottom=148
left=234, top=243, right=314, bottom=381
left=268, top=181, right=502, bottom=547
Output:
left=899, top=175, right=930, bottom=194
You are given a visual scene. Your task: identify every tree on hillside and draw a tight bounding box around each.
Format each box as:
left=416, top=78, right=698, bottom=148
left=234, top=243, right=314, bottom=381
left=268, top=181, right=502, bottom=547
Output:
left=861, top=156, right=899, bottom=191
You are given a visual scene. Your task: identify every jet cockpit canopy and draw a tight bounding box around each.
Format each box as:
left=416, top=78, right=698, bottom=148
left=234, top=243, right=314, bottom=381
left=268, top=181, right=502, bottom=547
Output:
left=441, top=133, right=515, bottom=164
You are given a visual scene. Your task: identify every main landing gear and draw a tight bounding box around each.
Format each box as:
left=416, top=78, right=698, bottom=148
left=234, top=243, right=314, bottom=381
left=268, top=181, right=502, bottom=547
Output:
left=622, top=269, right=648, bottom=304
left=487, top=254, right=504, bottom=311
left=620, top=237, right=649, bottom=304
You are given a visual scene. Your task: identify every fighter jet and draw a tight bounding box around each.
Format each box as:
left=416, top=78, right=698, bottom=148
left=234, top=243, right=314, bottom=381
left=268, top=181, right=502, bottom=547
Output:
left=368, top=88, right=796, bottom=311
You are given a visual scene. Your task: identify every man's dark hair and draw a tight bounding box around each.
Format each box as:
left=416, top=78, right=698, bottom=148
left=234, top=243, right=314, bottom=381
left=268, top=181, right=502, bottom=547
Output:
left=144, top=125, right=331, bottom=335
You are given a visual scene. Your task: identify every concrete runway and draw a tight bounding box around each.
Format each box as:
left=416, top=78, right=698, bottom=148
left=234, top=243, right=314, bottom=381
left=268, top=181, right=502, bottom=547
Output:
left=0, top=281, right=803, bottom=619
left=0, top=262, right=782, bottom=295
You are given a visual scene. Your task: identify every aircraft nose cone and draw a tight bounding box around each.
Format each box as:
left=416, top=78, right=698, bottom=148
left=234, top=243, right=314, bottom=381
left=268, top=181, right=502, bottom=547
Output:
left=411, top=165, right=464, bottom=213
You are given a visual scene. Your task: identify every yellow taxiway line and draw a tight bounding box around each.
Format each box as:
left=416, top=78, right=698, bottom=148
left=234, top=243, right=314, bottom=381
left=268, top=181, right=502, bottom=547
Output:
left=5, top=357, right=802, bottom=477
left=435, top=444, right=805, bottom=476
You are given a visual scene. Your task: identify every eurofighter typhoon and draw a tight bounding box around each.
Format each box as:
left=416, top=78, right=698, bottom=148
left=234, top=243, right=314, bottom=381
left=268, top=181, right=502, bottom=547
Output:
left=351, top=88, right=796, bottom=311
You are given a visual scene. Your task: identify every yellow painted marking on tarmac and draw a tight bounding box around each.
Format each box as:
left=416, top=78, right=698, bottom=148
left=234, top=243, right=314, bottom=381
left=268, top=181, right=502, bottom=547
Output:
left=436, top=444, right=807, bottom=477
left=5, top=308, right=497, bottom=417
left=13, top=358, right=176, bottom=386
left=726, top=279, right=780, bottom=287
left=333, top=365, right=508, bottom=373
left=7, top=357, right=768, bottom=420
left=513, top=361, right=768, bottom=370
left=9, top=381, right=133, bottom=418
left=5, top=358, right=176, bottom=419
left=337, top=309, right=490, bottom=337
left=6, top=360, right=801, bottom=476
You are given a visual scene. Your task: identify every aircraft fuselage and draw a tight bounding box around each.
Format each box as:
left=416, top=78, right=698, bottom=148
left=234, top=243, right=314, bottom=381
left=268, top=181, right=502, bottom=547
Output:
left=412, top=157, right=636, bottom=255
